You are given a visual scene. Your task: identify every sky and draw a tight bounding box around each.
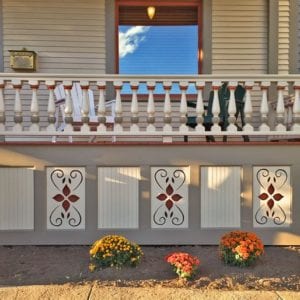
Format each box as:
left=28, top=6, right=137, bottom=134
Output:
left=119, top=25, right=198, bottom=93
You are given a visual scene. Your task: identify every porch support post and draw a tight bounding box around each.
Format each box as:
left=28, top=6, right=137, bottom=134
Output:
left=12, top=79, right=23, bottom=132
left=268, top=0, right=279, bottom=74
left=0, top=80, right=5, bottom=131
left=0, top=0, right=3, bottom=72
left=97, top=81, right=107, bottom=132
left=146, top=81, right=156, bottom=132
left=179, top=81, right=188, bottom=132
left=275, top=82, right=287, bottom=131
left=45, top=80, right=56, bottom=132
left=130, top=81, right=139, bottom=132
left=29, top=80, right=40, bottom=132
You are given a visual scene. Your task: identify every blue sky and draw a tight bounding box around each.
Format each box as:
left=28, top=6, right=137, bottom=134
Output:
left=119, top=25, right=198, bottom=93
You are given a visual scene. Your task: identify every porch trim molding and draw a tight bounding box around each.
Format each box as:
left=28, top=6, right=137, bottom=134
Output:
left=268, top=0, right=279, bottom=74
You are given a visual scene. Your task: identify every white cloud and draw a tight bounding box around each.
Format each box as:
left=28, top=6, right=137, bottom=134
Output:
left=119, top=26, right=150, bottom=58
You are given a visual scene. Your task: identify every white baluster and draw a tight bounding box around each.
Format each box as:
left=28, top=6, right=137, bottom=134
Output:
left=12, top=79, right=23, bottom=132
left=179, top=81, right=188, bottom=132
left=46, top=80, right=56, bottom=132
left=29, top=80, right=40, bottom=132
left=63, top=81, right=73, bottom=132
left=227, top=81, right=237, bottom=132
left=80, top=81, right=90, bottom=132
left=130, top=81, right=139, bottom=132
left=211, top=81, right=221, bottom=133
left=291, top=82, right=300, bottom=132
left=97, top=81, right=106, bottom=132
left=0, top=80, right=5, bottom=131
left=147, top=81, right=156, bottom=132
left=163, top=81, right=172, bottom=133
left=275, top=82, right=287, bottom=131
left=259, top=82, right=271, bottom=131
left=195, top=81, right=205, bottom=133
left=243, top=81, right=254, bottom=132
left=114, top=81, right=123, bottom=132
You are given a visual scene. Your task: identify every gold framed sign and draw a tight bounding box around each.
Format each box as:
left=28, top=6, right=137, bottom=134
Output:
left=9, top=49, right=37, bottom=71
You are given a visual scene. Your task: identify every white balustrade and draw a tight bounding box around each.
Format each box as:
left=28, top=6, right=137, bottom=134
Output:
left=12, top=79, right=23, bottom=132
left=179, top=81, right=188, bottom=132
left=276, top=82, right=287, bottom=131
left=130, top=81, right=139, bottom=132
left=259, top=82, right=271, bottom=132
left=29, top=80, right=40, bottom=132
left=195, top=81, right=205, bottom=133
left=0, top=74, right=300, bottom=142
left=0, top=80, right=5, bottom=131
left=227, top=81, right=237, bottom=132
left=97, top=81, right=106, bottom=132
left=46, top=80, right=56, bottom=132
left=146, top=81, right=156, bottom=132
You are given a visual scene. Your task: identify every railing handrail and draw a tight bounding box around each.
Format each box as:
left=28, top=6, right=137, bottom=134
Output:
left=1, top=73, right=300, bottom=83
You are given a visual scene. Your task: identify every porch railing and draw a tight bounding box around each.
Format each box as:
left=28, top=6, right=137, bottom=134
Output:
left=0, top=73, right=300, bottom=142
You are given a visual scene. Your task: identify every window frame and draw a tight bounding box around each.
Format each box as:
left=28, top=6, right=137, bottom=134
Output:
left=115, top=0, right=203, bottom=74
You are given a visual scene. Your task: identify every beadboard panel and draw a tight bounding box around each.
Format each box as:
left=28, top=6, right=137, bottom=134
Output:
left=47, top=167, right=85, bottom=230
left=201, top=166, right=241, bottom=228
left=0, top=168, right=34, bottom=230
left=2, top=0, right=106, bottom=73
left=212, top=0, right=268, bottom=74
left=98, top=167, right=140, bottom=229
left=253, top=166, right=292, bottom=228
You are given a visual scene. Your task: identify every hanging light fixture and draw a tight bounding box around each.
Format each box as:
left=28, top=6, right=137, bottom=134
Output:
left=147, top=6, right=156, bottom=20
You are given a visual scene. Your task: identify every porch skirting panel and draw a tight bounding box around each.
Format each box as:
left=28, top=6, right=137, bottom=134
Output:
left=0, top=144, right=299, bottom=245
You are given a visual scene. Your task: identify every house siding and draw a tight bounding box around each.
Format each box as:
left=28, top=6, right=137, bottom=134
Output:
left=278, top=0, right=290, bottom=74
left=2, top=0, right=106, bottom=73
left=211, top=0, right=268, bottom=74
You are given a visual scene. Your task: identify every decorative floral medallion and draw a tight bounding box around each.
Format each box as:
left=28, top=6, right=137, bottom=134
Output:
left=151, top=167, right=189, bottom=228
left=47, top=167, right=85, bottom=230
left=253, top=167, right=291, bottom=227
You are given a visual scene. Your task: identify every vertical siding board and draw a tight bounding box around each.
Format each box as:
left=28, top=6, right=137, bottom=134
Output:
left=201, top=166, right=241, bottom=228
left=98, top=167, right=139, bottom=229
left=0, top=168, right=34, bottom=230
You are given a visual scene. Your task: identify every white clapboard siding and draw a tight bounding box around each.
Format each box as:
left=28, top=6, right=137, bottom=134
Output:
left=151, top=167, right=189, bottom=229
left=253, top=166, right=291, bottom=228
left=278, top=0, right=290, bottom=74
left=2, top=0, right=106, bottom=73
left=0, top=168, right=34, bottom=230
left=212, top=0, right=268, bottom=74
left=47, top=167, right=85, bottom=230
left=201, top=166, right=241, bottom=228
left=98, top=167, right=140, bottom=229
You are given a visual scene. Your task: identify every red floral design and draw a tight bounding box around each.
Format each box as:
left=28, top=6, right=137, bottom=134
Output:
left=53, top=185, right=80, bottom=211
left=157, top=184, right=182, bottom=210
left=258, top=184, right=284, bottom=210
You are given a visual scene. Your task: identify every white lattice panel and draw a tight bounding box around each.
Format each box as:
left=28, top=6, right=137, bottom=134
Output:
left=98, top=167, right=140, bottom=229
left=253, top=166, right=291, bottom=227
left=47, top=167, right=85, bottom=230
left=151, top=167, right=189, bottom=229
left=201, top=166, right=241, bottom=228
left=0, top=168, right=34, bottom=230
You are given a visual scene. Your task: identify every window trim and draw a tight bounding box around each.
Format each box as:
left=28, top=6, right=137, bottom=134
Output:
left=115, top=0, right=203, bottom=74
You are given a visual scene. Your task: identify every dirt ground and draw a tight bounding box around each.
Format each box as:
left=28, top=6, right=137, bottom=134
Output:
left=0, top=245, right=299, bottom=292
